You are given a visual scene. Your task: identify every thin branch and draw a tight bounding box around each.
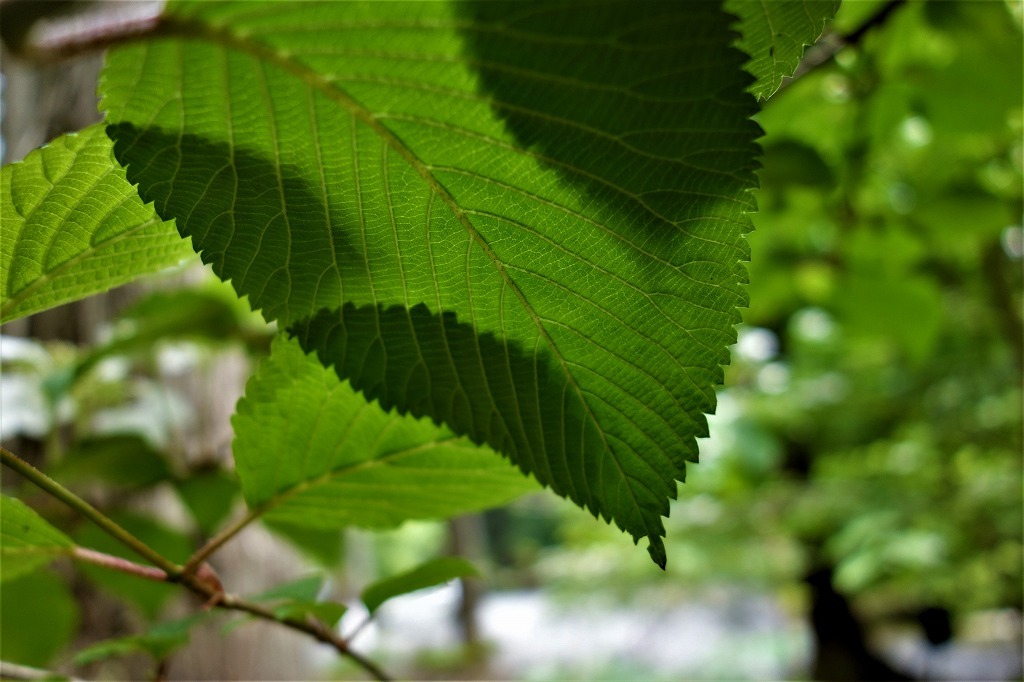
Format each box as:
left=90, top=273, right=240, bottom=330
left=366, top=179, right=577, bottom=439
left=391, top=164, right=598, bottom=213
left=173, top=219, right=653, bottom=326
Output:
left=181, top=505, right=263, bottom=578
left=0, top=660, right=86, bottom=682
left=0, top=0, right=166, bottom=62
left=1, top=446, right=391, bottom=681
left=72, top=546, right=169, bottom=582
left=1, top=446, right=180, bottom=574
left=344, top=613, right=375, bottom=644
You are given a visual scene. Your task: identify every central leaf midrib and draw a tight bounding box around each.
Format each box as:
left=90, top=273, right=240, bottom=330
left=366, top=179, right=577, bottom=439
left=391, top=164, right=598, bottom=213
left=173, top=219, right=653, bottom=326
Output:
left=158, top=14, right=653, bottom=524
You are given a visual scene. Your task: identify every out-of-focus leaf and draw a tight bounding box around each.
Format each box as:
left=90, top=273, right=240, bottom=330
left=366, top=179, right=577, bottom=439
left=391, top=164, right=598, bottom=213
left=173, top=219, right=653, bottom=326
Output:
left=832, top=273, right=942, bottom=362
left=0, top=570, right=79, bottom=667
left=0, top=495, right=74, bottom=582
left=248, top=575, right=347, bottom=625
left=175, top=471, right=239, bottom=536
left=51, top=434, right=172, bottom=490
left=263, top=519, right=344, bottom=568
left=73, top=614, right=208, bottom=665
left=728, top=0, right=840, bottom=99
left=0, top=124, right=191, bottom=324
left=362, top=556, right=478, bottom=615
left=75, top=514, right=191, bottom=618
left=75, top=285, right=274, bottom=380
left=233, top=337, right=538, bottom=530
left=250, top=575, right=323, bottom=603
left=759, top=141, right=836, bottom=189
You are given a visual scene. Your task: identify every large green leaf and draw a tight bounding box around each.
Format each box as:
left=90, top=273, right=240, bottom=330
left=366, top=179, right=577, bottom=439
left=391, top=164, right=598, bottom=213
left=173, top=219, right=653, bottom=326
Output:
left=0, top=495, right=74, bottom=582
left=0, top=124, right=192, bottom=323
left=728, top=0, right=840, bottom=99
left=101, top=1, right=760, bottom=565
left=232, top=336, right=538, bottom=528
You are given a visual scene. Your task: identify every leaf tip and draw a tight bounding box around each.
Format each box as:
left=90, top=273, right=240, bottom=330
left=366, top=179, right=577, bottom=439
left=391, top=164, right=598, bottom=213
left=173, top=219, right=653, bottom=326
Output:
left=647, top=537, right=667, bottom=570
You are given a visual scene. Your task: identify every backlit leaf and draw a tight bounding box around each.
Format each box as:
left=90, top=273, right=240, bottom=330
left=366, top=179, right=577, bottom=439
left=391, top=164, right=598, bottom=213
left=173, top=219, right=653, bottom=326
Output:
left=728, top=0, right=840, bottom=99
left=0, top=495, right=74, bottom=582
left=102, top=1, right=761, bottom=565
left=232, top=336, right=538, bottom=528
left=0, top=124, right=192, bottom=323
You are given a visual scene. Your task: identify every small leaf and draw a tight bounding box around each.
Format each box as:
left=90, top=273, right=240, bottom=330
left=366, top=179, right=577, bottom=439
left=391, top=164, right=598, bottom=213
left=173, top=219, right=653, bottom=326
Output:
left=728, top=0, right=841, bottom=99
left=0, top=124, right=192, bottom=324
left=250, top=575, right=323, bottom=604
left=249, top=575, right=347, bottom=626
left=73, top=614, right=208, bottom=665
left=361, top=556, right=479, bottom=615
left=232, top=336, right=538, bottom=530
left=272, top=601, right=347, bottom=626
left=0, top=495, right=74, bottom=582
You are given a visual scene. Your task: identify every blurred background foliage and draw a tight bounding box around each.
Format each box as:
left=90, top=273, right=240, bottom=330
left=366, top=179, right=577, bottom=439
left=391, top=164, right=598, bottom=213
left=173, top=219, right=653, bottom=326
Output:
left=0, top=0, right=1020, bottom=680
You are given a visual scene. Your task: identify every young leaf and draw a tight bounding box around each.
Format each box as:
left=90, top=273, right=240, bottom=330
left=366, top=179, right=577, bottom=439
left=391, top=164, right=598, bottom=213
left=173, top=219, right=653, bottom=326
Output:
left=727, top=0, right=841, bottom=99
left=362, top=556, right=479, bottom=615
left=232, top=336, right=538, bottom=529
left=0, top=495, right=74, bottom=582
left=0, top=124, right=192, bottom=324
left=249, top=575, right=323, bottom=603
left=249, top=575, right=347, bottom=625
left=73, top=614, right=209, bottom=665
left=101, top=2, right=761, bottom=566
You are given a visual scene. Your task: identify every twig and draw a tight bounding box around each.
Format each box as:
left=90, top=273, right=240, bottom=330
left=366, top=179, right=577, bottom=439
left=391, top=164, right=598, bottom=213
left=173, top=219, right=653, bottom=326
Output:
left=1, top=447, right=391, bottom=681
left=72, top=546, right=169, bottom=582
left=0, top=660, right=86, bottom=682
left=1, top=446, right=179, bottom=575
left=180, top=505, right=263, bottom=578
left=0, top=0, right=165, bottom=62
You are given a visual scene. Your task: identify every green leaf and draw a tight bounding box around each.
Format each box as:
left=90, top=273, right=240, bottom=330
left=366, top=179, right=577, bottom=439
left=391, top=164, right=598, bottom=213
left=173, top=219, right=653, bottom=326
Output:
left=361, top=556, right=479, bottom=615
left=248, top=575, right=347, bottom=625
left=250, top=574, right=323, bottom=603
left=175, top=471, right=240, bottom=536
left=0, top=495, right=74, bottom=582
left=728, top=0, right=840, bottom=99
left=73, top=614, right=208, bottom=665
left=51, top=434, right=172, bottom=490
left=102, top=1, right=761, bottom=566
left=0, top=124, right=193, bottom=324
left=0, top=570, right=79, bottom=667
left=233, top=336, right=538, bottom=528
left=263, top=519, right=344, bottom=567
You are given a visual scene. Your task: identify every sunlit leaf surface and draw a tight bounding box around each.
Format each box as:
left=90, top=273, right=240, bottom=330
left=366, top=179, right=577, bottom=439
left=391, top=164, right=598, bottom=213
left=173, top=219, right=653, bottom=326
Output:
left=102, top=1, right=760, bottom=565
left=0, top=125, right=192, bottom=323
left=232, top=336, right=538, bottom=528
left=0, top=495, right=74, bottom=582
